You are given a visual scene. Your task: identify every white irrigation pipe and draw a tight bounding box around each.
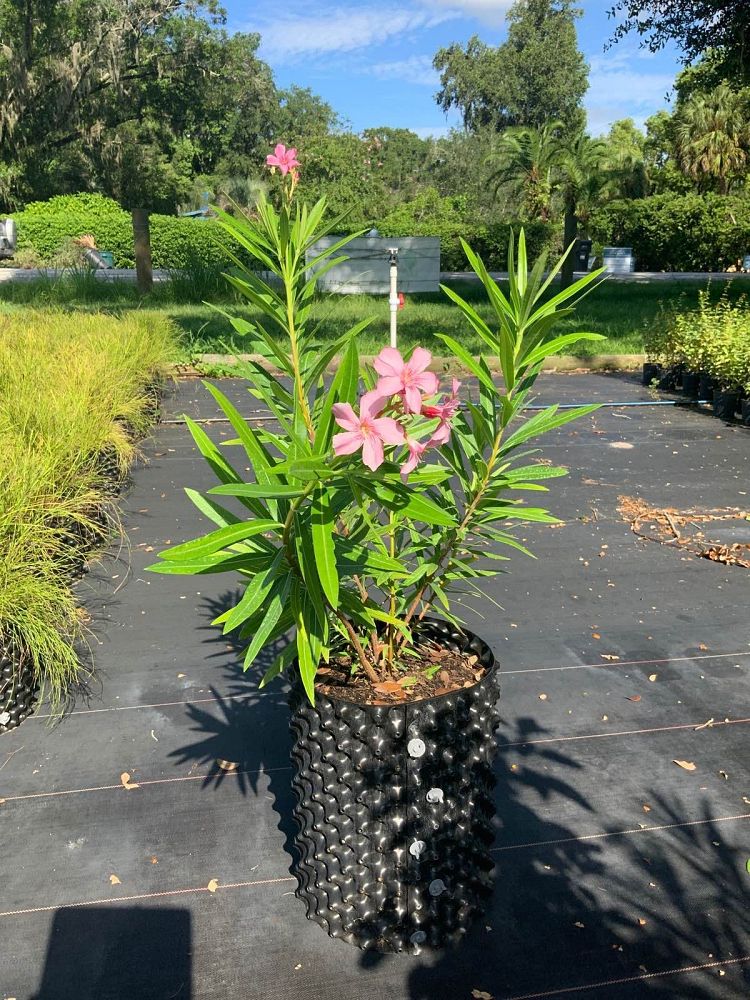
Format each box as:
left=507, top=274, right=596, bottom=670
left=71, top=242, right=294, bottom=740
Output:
left=387, top=247, right=399, bottom=349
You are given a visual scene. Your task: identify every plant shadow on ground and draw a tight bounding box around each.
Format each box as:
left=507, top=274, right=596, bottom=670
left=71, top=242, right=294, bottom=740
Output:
left=170, top=589, right=298, bottom=856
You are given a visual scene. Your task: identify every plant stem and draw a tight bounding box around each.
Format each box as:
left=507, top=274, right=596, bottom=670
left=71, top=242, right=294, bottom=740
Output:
left=282, top=254, right=314, bottom=442
left=337, top=612, right=381, bottom=685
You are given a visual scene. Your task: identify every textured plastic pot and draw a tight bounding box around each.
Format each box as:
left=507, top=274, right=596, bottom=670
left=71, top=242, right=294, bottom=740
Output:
left=698, top=373, right=714, bottom=402
left=288, top=618, right=500, bottom=953
left=0, top=635, right=39, bottom=733
left=713, top=391, right=739, bottom=422
left=682, top=372, right=700, bottom=399
left=642, top=362, right=661, bottom=386
left=657, top=366, right=680, bottom=391
left=742, top=399, right=750, bottom=427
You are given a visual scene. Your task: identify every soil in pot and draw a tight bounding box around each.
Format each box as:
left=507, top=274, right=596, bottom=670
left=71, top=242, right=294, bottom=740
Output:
left=682, top=372, right=700, bottom=399
left=289, top=619, right=500, bottom=953
left=698, top=373, right=714, bottom=402
left=642, top=362, right=661, bottom=386
left=0, top=636, right=39, bottom=733
left=713, top=391, right=739, bottom=422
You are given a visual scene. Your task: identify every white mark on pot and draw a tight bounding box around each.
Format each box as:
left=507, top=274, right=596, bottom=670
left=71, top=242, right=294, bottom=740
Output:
left=408, top=738, right=426, bottom=758
left=409, top=840, right=426, bottom=858
left=429, top=879, right=447, bottom=897
left=410, top=930, right=427, bottom=945
left=426, top=787, right=444, bottom=804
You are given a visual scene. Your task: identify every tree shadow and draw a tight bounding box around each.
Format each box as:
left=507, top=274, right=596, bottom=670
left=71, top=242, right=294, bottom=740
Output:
left=400, top=718, right=750, bottom=1000
left=31, top=905, right=191, bottom=1000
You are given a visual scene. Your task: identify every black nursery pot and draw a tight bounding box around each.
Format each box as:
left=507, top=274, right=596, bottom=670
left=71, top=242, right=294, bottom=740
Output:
left=698, top=373, right=714, bottom=402
left=288, top=619, right=500, bottom=953
left=0, top=636, right=39, bottom=733
left=682, top=371, right=700, bottom=399
left=713, top=391, right=739, bottom=422
left=742, top=399, right=750, bottom=427
left=642, top=362, right=661, bottom=386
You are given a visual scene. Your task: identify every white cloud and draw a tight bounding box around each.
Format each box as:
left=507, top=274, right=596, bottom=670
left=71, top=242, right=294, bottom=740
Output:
left=256, top=6, right=453, bottom=61
left=366, top=55, right=439, bottom=87
left=585, top=67, right=675, bottom=135
left=425, top=0, right=513, bottom=28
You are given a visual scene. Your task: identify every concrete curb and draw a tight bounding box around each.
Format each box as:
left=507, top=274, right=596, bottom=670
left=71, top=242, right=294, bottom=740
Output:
left=173, top=352, right=646, bottom=378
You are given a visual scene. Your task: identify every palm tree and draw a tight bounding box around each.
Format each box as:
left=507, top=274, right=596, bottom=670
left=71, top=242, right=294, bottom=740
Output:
left=488, top=120, right=565, bottom=222
left=674, top=84, right=750, bottom=194
left=553, top=133, right=608, bottom=287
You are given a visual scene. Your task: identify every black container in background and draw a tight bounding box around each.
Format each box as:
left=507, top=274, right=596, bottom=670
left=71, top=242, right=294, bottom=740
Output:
left=698, top=372, right=714, bottom=402
left=713, top=391, right=739, bottom=421
left=742, top=399, right=750, bottom=427
left=682, top=372, right=700, bottom=399
left=642, top=362, right=661, bottom=386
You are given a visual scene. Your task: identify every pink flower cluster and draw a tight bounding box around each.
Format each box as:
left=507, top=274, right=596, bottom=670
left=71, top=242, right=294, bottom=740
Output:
left=266, top=143, right=300, bottom=177
left=332, top=347, right=460, bottom=480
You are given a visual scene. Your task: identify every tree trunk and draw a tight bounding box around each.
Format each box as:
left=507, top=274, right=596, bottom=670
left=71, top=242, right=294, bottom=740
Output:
left=560, top=197, right=578, bottom=290
left=131, top=208, right=153, bottom=295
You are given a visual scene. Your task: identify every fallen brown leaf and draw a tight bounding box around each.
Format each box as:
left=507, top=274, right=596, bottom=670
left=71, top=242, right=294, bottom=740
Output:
left=538, top=693, right=548, bottom=701
left=592, top=633, right=601, bottom=640
left=109, top=874, right=121, bottom=885
left=637, top=918, right=647, bottom=926
left=601, top=654, right=621, bottom=661
left=719, top=770, right=729, bottom=780
left=627, top=695, right=642, bottom=702
left=207, top=878, right=219, bottom=893
left=642, top=804, right=652, bottom=813
left=574, top=921, right=585, bottom=929
left=673, top=760, right=697, bottom=771
left=150, top=856, right=158, bottom=864
left=373, top=680, right=403, bottom=696
left=648, top=674, right=657, bottom=682
left=216, top=759, right=238, bottom=772
left=120, top=771, right=139, bottom=790
left=699, top=643, right=709, bottom=651
left=471, top=991, right=493, bottom=1000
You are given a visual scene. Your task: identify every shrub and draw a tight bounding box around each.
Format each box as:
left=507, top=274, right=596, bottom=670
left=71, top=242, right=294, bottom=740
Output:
left=0, top=310, right=178, bottom=707
left=11, top=192, right=245, bottom=269
left=590, top=193, right=750, bottom=272
left=379, top=188, right=559, bottom=271
left=658, top=291, right=750, bottom=390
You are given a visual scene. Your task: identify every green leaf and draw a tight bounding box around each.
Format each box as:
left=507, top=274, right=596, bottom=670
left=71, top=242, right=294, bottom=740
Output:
left=260, top=641, right=297, bottom=689
left=311, top=487, right=339, bottom=607
left=145, top=551, right=268, bottom=575
left=160, top=520, right=282, bottom=562
left=209, top=483, right=306, bottom=499
left=435, top=334, right=496, bottom=394
left=218, top=550, right=284, bottom=633
left=368, top=482, right=459, bottom=527
left=184, top=488, right=242, bottom=529
left=242, top=576, right=291, bottom=670
left=501, top=404, right=599, bottom=454
left=184, top=415, right=267, bottom=518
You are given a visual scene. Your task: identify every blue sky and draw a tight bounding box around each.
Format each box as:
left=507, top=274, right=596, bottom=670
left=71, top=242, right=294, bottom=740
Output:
left=224, top=1, right=683, bottom=137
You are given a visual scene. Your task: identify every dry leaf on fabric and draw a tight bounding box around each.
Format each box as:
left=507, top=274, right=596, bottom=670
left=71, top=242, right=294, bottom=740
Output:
left=673, top=760, right=697, bottom=771
left=601, top=654, right=620, bottom=661
left=217, top=759, right=239, bottom=772
left=648, top=674, right=657, bottom=682
left=627, top=695, right=642, bottom=702
left=538, top=693, right=548, bottom=701
left=109, top=874, right=121, bottom=885
left=471, top=991, right=493, bottom=1000
left=120, top=771, right=139, bottom=790
left=207, top=878, right=219, bottom=893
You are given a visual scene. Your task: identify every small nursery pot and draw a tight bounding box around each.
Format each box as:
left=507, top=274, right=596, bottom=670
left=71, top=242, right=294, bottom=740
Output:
left=713, top=391, right=739, bottom=422
left=698, top=373, right=714, bottom=403
left=288, top=619, right=500, bottom=953
left=742, top=399, right=750, bottom=427
left=0, top=636, right=39, bottom=733
left=681, top=372, right=700, bottom=399
left=642, top=362, right=661, bottom=386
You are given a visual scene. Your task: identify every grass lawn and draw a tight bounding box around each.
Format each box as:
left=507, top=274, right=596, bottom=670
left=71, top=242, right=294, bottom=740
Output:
left=1, top=274, right=747, bottom=364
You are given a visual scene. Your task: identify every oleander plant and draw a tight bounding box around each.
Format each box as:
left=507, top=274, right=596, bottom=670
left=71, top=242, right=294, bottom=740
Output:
left=148, top=145, right=606, bottom=952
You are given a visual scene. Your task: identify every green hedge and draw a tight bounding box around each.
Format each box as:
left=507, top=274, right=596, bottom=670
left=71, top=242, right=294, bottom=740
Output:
left=11, top=193, right=237, bottom=269
left=378, top=191, right=559, bottom=271
left=590, top=193, right=750, bottom=272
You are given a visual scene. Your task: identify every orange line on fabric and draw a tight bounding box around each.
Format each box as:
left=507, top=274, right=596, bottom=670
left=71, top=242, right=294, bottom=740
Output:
left=0, top=875, right=297, bottom=919
left=491, top=812, right=750, bottom=853
left=500, top=955, right=750, bottom=999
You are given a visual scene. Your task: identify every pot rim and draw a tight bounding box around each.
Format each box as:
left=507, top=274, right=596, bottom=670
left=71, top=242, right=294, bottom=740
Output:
left=309, top=617, right=498, bottom=711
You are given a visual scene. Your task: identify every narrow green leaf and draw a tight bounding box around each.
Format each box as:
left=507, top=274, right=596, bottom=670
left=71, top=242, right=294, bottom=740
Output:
left=311, top=487, right=339, bottom=607
left=160, top=520, right=282, bottom=561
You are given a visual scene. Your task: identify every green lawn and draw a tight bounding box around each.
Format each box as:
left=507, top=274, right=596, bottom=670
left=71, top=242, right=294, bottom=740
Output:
left=1, top=274, right=747, bottom=365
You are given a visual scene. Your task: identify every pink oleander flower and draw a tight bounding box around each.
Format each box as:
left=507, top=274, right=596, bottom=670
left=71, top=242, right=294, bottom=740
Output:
left=373, top=346, right=439, bottom=414
left=266, top=143, right=300, bottom=177
left=332, top=389, right=405, bottom=471
left=400, top=438, right=427, bottom=483
left=423, top=378, right=461, bottom=446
